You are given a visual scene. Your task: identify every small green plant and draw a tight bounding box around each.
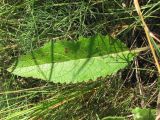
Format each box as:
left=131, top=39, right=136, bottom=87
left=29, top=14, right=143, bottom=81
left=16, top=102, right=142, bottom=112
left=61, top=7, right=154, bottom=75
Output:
left=1, top=0, right=160, bottom=120
left=132, top=107, right=156, bottom=120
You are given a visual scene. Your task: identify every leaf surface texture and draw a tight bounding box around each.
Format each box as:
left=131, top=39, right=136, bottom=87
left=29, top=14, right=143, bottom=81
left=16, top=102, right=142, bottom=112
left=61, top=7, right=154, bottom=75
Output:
left=8, top=35, right=136, bottom=83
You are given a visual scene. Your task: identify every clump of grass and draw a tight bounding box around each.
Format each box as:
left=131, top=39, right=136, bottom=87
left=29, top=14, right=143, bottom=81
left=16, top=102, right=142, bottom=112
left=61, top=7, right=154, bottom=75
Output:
left=0, top=0, right=160, bottom=119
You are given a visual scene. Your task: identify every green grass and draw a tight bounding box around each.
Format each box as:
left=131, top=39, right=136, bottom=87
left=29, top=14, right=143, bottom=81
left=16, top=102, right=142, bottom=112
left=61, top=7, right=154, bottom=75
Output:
left=0, top=0, right=160, bottom=119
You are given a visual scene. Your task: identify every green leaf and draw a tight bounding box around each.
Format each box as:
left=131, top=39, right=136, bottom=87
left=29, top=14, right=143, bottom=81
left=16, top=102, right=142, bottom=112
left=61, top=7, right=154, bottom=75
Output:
left=8, top=34, right=136, bottom=83
left=101, top=116, right=125, bottom=120
left=132, top=107, right=156, bottom=120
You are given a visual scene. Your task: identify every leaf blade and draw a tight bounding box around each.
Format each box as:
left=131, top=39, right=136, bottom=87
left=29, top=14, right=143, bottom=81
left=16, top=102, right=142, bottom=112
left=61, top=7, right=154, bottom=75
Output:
left=8, top=34, right=136, bottom=83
